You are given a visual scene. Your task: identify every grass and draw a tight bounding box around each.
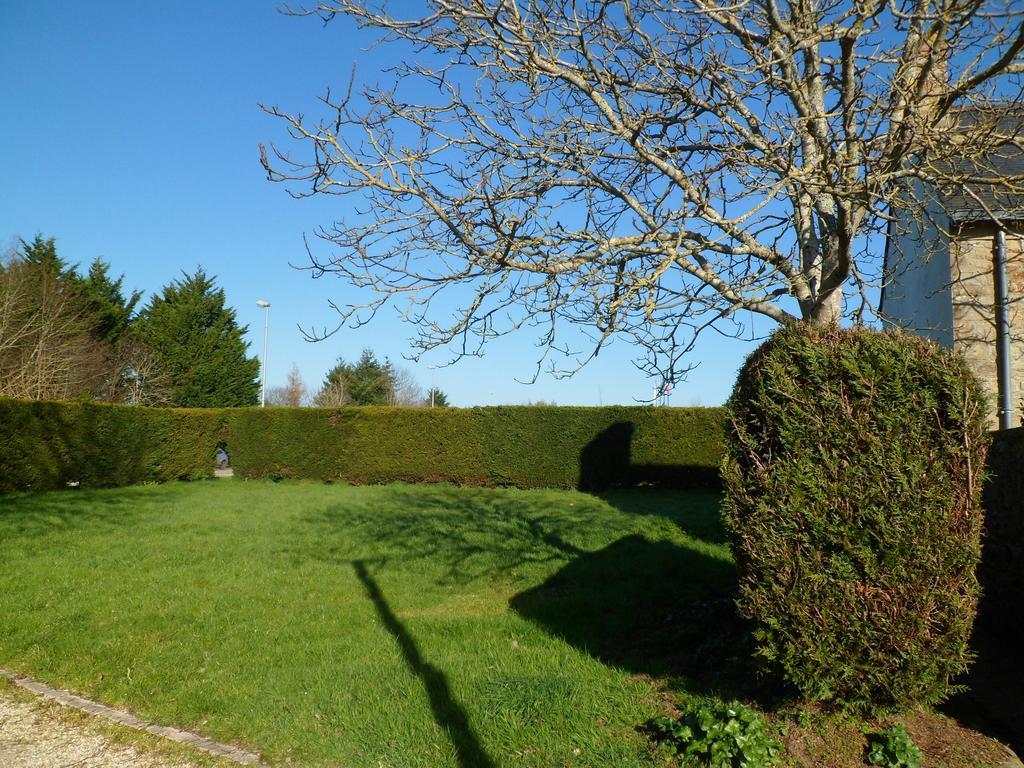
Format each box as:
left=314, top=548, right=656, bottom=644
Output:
left=0, top=480, right=1014, bottom=767
left=0, top=480, right=734, bottom=767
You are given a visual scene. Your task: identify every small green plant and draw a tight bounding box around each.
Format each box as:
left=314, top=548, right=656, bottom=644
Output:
left=650, top=701, right=782, bottom=767
left=866, top=725, right=922, bottom=768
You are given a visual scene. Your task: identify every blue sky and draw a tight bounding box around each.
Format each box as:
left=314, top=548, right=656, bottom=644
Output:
left=0, top=1, right=764, bottom=406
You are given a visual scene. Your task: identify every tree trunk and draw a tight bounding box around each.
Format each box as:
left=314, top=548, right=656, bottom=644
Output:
left=807, top=289, right=842, bottom=327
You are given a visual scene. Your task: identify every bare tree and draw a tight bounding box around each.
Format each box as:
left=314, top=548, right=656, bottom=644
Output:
left=388, top=365, right=425, bottom=406
left=0, top=256, right=105, bottom=400
left=268, top=362, right=311, bottom=406
left=263, top=0, right=1024, bottom=378
left=313, top=380, right=350, bottom=407
left=0, top=252, right=38, bottom=381
left=99, top=336, right=174, bottom=406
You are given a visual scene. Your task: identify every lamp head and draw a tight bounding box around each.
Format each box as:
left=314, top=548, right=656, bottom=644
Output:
left=256, top=299, right=270, bottom=308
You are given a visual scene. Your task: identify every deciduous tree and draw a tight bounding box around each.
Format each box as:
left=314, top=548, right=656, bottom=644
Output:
left=263, top=0, right=1024, bottom=378
left=0, top=243, right=105, bottom=400
left=389, top=365, right=425, bottom=406
left=100, top=335, right=174, bottom=406
left=268, top=362, right=310, bottom=406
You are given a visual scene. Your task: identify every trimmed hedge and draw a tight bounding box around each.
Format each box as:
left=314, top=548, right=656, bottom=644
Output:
left=227, top=407, right=489, bottom=484
left=0, top=401, right=725, bottom=492
left=722, top=325, right=989, bottom=711
left=227, top=405, right=725, bottom=489
left=0, top=398, right=225, bottom=493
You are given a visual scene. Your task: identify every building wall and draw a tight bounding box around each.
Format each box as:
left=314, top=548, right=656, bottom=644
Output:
left=950, top=222, right=1024, bottom=427
left=979, top=427, right=1024, bottom=641
left=880, top=188, right=955, bottom=347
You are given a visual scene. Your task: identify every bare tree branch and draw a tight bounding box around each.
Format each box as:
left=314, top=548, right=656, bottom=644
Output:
left=262, top=0, right=1024, bottom=379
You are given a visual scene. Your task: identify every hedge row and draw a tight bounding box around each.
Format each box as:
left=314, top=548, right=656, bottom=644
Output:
left=0, top=399, right=224, bottom=494
left=0, top=400, right=726, bottom=492
left=227, top=405, right=726, bottom=489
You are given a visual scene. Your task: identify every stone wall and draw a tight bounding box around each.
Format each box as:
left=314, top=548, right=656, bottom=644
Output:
left=950, top=222, right=1024, bottom=428
left=978, top=427, right=1024, bottom=640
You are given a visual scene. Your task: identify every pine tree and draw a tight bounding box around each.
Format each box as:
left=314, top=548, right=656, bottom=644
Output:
left=19, top=235, right=70, bottom=278
left=318, top=349, right=393, bottom=406
left=135, top=270, right=260, bottom=407
left=78, top=258, right=142, bottom=343
left=425, top=387, right=449, bottom=407
left=17, top=237, right=140, bottom=344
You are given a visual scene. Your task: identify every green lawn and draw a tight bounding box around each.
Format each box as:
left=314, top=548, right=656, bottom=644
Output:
left=0, top=480, right=735, bottom=768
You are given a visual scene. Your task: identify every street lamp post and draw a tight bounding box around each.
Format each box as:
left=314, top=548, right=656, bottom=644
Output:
left=428, top=364, right=437, bottom=408
left=256, top=300, right=270, bottom=407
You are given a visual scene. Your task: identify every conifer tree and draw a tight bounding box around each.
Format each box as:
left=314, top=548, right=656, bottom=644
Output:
left=19, top=235, right=70, bottom=278
left=136, top=270, right=260, bottom=407
left=317, top=349, right=393, bottom=406
left=425, top=387, right=449, bottom=407
left=78, top=258, right=141, bottom=344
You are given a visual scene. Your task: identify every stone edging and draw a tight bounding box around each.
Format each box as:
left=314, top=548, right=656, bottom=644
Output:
left=0, top=668, right=266, bottom=766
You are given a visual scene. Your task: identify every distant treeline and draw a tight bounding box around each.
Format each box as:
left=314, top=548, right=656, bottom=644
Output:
left=0, top=235, right=258, bottom=407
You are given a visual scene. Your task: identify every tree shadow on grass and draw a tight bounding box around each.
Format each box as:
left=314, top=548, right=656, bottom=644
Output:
left=597, top=488, right=729, bottom=545
left=0, top=484, right=198, bottom=538
left=288, top=484, right=729, bottom=589
left=287, top=486, right=605, bottom=586
left=353, top=560, right=496, bottom=768
left=295, top=486, right=773, bottom=702
left=509, top=535, right=776, bottom=705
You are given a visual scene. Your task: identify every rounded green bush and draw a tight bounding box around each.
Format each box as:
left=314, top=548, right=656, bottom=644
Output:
left=722, top=325, right=989, bottom=710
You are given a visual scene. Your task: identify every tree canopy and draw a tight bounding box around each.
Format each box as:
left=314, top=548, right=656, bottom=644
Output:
left=426, top=386, right=450, bottom=407
left=313, top=349, right=432, bottom=406
left=318, top=348, right=394, bottom=406
left=0, top=241, right=102, bottom=400
left=19, top=235, right=70, bottom=278
left=0, top=236, right=147, bottom=401
left=78, top=258, right=142, bottom=344
left=268, top=363, right=310, bottom=406
left=1, top=237, right=258, bottom=407
left=263, top=0, right=1024, bottom=380
left=135, top=270, right=260, bottom=407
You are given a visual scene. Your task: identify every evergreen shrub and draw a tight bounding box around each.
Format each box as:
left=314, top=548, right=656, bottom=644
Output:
left=227, top=405, right=725, bottom=489
left=227, top=407, right=489, bottom=484
left=1, top=401, right=725, bottom=493
left=0, top=398, right=224, bottom=493
left=722, top=325, right=989, bottom=710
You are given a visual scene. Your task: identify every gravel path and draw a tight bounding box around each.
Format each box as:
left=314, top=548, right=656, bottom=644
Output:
left=0, top=689, right=203, bottom=768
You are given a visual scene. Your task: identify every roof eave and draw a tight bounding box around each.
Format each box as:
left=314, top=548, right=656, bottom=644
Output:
left=945, top=209, right=1024, bottom=223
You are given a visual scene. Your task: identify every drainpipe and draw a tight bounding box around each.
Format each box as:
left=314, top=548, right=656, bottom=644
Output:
left=993, top=228, right=1014, bottom=430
